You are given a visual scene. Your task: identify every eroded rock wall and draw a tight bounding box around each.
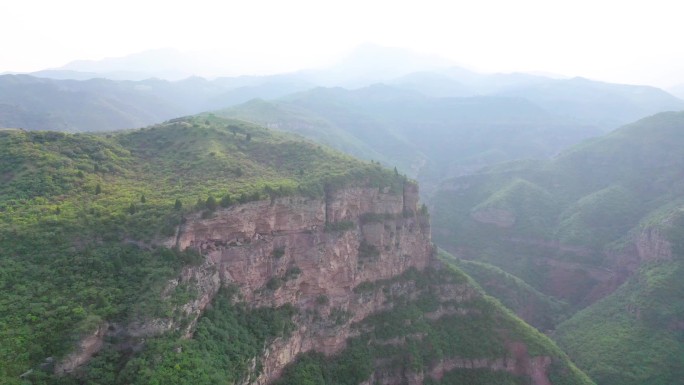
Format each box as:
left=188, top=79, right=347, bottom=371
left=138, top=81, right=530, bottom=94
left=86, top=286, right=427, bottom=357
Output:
left=167, top=184, right=432, bottom=383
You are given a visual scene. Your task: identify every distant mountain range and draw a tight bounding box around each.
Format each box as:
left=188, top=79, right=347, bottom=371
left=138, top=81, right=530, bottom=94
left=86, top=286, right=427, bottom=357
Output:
left=1, top=44, right=679, bottom=133
left=1, top=44, right=683, bottom=199
left=1, top=44, right=680, bottom=137
left=0, top=74, right=313, bottom=132
left=14, top=44, right=456, bottom=84
left=218, top=85, right=602, bottom=195
left=2, top=54, right=683, bottom=201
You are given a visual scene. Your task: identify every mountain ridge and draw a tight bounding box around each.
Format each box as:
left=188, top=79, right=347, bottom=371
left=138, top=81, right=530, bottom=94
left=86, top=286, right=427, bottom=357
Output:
left=430, top=110, right=684, bottom=385
left=0, top=116, right=593, bottom=385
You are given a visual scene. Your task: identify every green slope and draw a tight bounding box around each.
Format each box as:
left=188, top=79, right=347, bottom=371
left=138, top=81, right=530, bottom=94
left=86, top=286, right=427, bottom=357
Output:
left=0, top=114, right=596, bottom=385
left=555, top=258, right=684, bottom=385
left=431, top=111, right=684, bottom=385
left=433, top=111, right=684, bottom=294
left=0, top=116, right=405, bottom=384
left=554, top=210, right=684, bottom=385
left=445, top=256, right=570, bottom=331
left=274, top=261, right=593, bottom=385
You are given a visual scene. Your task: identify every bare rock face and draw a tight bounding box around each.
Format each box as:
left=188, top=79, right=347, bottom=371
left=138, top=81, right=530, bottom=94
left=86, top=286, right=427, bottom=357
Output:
left=56, top=183, right=431, bottom=376
left=54, top=182, right=562, bottom=384
left=637, top=227, right=671, bottom=260
left=591, top=225, right=674, bottom=302
left=536, top=224, right=674, bottom=306
left=166, top=184, right=432, bottom=383
left=497, top=222, right=672, bottom=306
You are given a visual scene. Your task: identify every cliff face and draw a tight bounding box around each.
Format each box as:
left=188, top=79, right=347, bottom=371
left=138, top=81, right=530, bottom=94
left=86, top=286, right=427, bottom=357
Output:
left=168, top=184, right=431, bottom=383
left=56, top=182, right=568, bottom=385
left=548, top=224, right=674, bottom=305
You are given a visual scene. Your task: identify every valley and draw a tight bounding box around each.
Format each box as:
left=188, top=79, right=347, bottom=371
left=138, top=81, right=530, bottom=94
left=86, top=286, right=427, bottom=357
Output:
left=1, top=44, right=683, bottom=385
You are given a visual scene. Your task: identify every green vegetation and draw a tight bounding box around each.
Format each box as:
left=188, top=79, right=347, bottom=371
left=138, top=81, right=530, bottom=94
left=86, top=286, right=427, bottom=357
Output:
left=324, top=220, right=355, bottom=232
left=359, top=212, right=399, bottom=224
left=276, top=266, right=594, bottom=385
left=40, top=287, right=296, bottom=385
left=446, top=254, right=570, bottom=330
left=555, top=259, right=684, bottom=385
left=357, top=240, right=380, bottom=265
left=424, top=369, right=530, bottom=385
left=0, top=116, right=408, bottom=384
left=556, top=185, right=639, bottom=248
left=433, top=111, right=684, bottom=293
left=272, top=246, right=286, bottom=258
left=431, top=111, right=684, bottom=385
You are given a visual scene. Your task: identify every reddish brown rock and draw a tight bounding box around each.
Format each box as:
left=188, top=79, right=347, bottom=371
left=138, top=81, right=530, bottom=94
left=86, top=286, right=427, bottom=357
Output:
left=167, top=185, right=432, bottom=383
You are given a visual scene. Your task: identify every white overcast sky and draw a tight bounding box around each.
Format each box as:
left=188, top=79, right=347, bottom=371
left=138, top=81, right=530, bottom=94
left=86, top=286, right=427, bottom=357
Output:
left=2, top=0, right=683, bottom=87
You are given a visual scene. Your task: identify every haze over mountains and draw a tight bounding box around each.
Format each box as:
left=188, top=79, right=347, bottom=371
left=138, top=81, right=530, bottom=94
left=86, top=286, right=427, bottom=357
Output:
left=2, top=45, right=682, bottom=190
left=2, top=40, right=684, bottom=385
left=4, top=45, right=681, bottom=123
left=432, top=111, right=684, bottom=385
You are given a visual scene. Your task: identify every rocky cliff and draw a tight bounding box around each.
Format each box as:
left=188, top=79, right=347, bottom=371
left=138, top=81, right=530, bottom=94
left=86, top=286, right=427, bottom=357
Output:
left=537, top=223, right=674, bottom=305
left=166, top=183, right=432, bottom=383
left=56, top=181, right=584, bottom=385
left=56, top=183, right=431, bottom=378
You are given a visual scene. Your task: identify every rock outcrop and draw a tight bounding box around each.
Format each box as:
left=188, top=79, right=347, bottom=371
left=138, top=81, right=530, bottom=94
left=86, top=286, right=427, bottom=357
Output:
left=56, top=183, right=433, bottom=380
left=56, top=181, right=563, bottom=385
left=167, top=184, right=432, bottom=383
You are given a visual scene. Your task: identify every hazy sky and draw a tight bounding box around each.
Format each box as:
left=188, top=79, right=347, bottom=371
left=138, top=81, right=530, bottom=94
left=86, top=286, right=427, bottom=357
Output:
left=2, top=0, right=683, bottom=87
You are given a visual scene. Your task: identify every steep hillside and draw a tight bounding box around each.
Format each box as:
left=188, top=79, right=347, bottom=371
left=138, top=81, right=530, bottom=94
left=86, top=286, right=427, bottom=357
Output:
left=0, top=118, right=591, bottom=385
left=555, top=252, right=684, bottom=384
left=219, top=85, right=600, bottom=195
left=443, top=255, right=570, bottom=331
left=0, top=116, right=402, bottom=382
left=273, top=262, right=593, bottom=385
left=431, top=111, right=684, bottom=384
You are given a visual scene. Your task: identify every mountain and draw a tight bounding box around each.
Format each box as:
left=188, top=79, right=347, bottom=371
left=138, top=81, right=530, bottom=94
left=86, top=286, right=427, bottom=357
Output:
left=219, top=84, right=601, bottom=196
left=388, top=71, right=684, bottom=131
left=430, top=111, right=684, bottom=384
left=494, top=77, right=684, bottom=129
left=51, top=48, right=202, bottom=80
left=0, top=75, right=183, bottom=132
left=0, top=74, right=312, bottom=132
left=30, top=44, right=454, bottom=85
left=442, top=254, right=571, bottom=331
left=6, top=45, right=681, bottom=136
left=0, top=116, right=592, bottom=385
left=303, top=43, right=455, bottom=88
